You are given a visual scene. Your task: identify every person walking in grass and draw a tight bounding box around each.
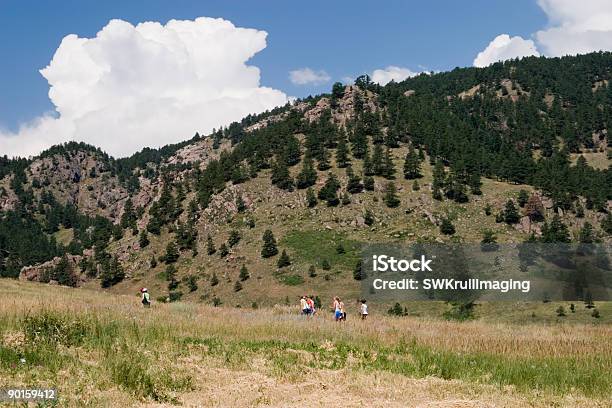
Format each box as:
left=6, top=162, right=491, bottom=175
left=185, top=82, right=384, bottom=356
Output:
left=360, top=299, right=368, bottom=320
left=340, top=299, right=346, bottom=321
left=306, top=296, right=315, bottom=317
left=333, top=296, right=342, bottom=321
left=300, top=296, right=310, bottom=315
left=140, top=288, right=151, bottom=308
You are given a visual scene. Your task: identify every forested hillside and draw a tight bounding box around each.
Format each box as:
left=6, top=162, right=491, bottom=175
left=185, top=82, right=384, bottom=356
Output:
left=0, top=52, right=610, bottom=304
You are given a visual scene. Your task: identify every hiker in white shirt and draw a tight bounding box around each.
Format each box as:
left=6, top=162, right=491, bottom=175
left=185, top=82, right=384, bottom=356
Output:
left=360, top=299, right=368, bottom=320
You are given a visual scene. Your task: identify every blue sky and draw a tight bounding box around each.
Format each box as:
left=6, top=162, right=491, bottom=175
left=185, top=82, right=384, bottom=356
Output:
left=0, top=0, right=546, bottom=132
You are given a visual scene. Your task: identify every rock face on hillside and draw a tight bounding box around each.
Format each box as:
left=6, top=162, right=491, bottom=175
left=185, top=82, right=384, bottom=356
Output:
left=20, top=254, right=85, bottom=285
left=0, top=176, right=19, bottom=212
left=244, top=85, right=378, bottom=133
left=25, top=150, right=129, bottom=222
left=303, top=85, right=378, bottom=127
left=167, top=138, right=232, bottom=167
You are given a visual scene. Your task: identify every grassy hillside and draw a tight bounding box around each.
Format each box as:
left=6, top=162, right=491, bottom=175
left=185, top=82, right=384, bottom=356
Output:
left=1, top=280, right=610, bottom=407
left=97, top=148, right=607, bottom=308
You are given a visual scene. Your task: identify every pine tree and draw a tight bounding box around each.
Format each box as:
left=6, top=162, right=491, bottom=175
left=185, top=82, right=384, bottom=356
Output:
left=228, top=229, right=241, bottom=247
left=372, top=144, right=384, bottom=176
left=584, top=291, right=595, bottom=308
left=234, top=280, right=243, bottom=292
left=185, top=275, right=198, bottom=292
left=239, top=264, right=250, bottom=281
left=503, top=200, right=520, bottom=224
left=575, top=201, right=585, bottom=218
left=556, top=306, right=566, bottom=317
left=364, top=209, right=374, bottom=226
left=120, top=198, right=137, bottom=230
left=480, top=230, right=499, bottom=251
left=383, top=182, right=400, bottom=208
left=210, top=272, right=219, bottom=286
left=231, top=163, right=249, bottom=184
left=271, top=156, right=294, bottom=191
left=385, top=125, right=400, bottom=148
left=432, top=159, right=445, bottom=200
left=542, top=215, right=570, bottom=243
left=363, top=176, right=375, bottom=191
left=353, top=259, right=364, bottom=280
left=418, top=148, right=425, bottom=161
left=306, top=187, right=318, bottom=207
left=440, top=218, right=456, bottom=235
left=331, top=81, right=345, bottom=107
left=318, top=173, right=340, bottom=206
left=139, top=230, right=150, bottom=248
left=336, top=138, right=350, bottom=168
left=164, top=241, right=180, bottom=264
left=296, top=155, right=317, bottom=189
left=261, top=229, right=278, bottom=258
left=308, top=265, right=317, bottom=277
left=382, top=147, right=396, bottom=179
left=363, top=148, right=374, bottom=176
left=525, top=195, right=545, bottom=222
left=579, top=222, right=595, bottom=243
left=236, top=196, right=246, bottom=213
left=350, top=123, right=368, bottom=158
left=277, top=250, right=291, bottom=268
left=206, top=234, right=216, bottom=255
left=219, top=243, right=229, bottom=258
left=150, top=255, right=157, bottom=268
left=602, top=213, right=612, bottom=235
left=468, top=172, right=482, bottom=195
left=284, top=135, right=302, bottom=166
left=100, top=255, right=125, bottom=288
left=346, top=166, right=363, bottom=193
left=341, top=191, right=351, bottom=205
left=518, top=190, right=529, bottom=207
left=403, top=144, right=422, bottom=179
left=166, top=265, right=178, bottom=290
left=412, top=180, right=420, bottom=191
left=54, top=254, right=77, bottom=287
left=317, top=148, right=331, bottom=171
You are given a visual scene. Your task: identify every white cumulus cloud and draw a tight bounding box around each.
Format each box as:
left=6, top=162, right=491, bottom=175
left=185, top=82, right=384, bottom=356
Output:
left=371, top=66, right=418, bottom=85
left=289, top=68, right=331, bottom=85
left=473, top=34, right=540, bottom=67
left=474, top=0, right=612, bottom=67
left=535, top=0, right=612, bottom=56
left=0, top=17, right=289, bottom=158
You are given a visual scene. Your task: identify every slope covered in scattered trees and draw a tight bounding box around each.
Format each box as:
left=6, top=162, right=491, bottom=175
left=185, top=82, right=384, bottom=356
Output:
left=0, top=53, right=610, bottom=304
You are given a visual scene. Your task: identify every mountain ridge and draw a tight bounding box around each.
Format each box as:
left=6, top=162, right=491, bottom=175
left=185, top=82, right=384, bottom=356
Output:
left=0, top=52, right=610, bottom=305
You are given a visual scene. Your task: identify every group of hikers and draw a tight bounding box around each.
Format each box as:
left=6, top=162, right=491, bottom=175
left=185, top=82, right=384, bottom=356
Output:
left=301, top=295, right=369, bottom=321
left=140, top=288, right=369, bottom=320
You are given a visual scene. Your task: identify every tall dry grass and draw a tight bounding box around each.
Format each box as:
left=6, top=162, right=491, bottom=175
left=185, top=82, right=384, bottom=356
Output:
left=1, top=280, right=611, bottom=407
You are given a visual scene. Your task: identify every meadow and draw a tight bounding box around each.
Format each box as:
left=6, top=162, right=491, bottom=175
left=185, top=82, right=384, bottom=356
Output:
left=1, top=279, right=611, bottom=407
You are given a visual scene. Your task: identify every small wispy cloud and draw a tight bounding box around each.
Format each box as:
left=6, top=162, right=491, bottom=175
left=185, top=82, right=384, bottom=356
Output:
left=371, top=66, right=418, bottom=85
left=289, top=67, right=331, bottom=85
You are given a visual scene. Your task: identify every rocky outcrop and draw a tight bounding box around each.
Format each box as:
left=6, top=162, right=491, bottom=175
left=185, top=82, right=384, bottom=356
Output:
left=20, top=254, right=85, bottom=285
left=166, top=138, right=232, bottom=167
left=0, top=176, right=18, bottom=212
left=27, top=151, right=129, bottom=222
left=304, top=85, right=378, bottom=127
